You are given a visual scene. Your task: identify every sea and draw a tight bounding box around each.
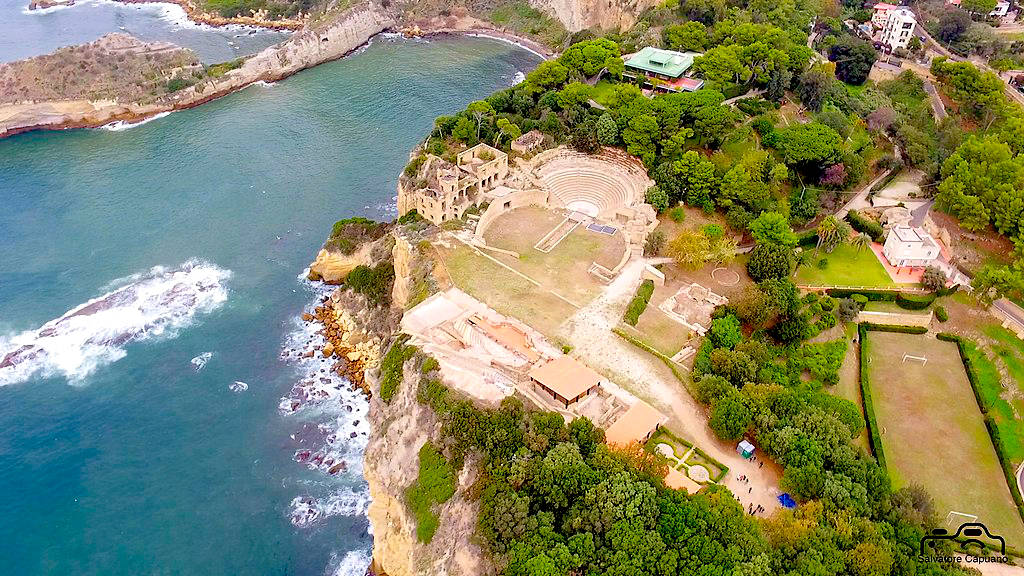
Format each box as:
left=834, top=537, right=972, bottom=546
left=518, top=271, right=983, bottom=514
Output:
left=0, top=2, right=541, bottom=573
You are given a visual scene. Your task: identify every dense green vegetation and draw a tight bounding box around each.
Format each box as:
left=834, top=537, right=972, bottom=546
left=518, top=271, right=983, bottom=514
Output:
left=379, top=335, right=415, bottom=403
left=325, top=217, right=388, bottom=254
left=406, top=441, right=457, bottom=543
left=622, top=279, right=655, bottom=326
left=345, top=262, right=395, bottom=306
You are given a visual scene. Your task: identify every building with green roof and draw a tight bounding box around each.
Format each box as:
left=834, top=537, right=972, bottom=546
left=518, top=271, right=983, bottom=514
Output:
left=623, top=47, right=705, bottom=92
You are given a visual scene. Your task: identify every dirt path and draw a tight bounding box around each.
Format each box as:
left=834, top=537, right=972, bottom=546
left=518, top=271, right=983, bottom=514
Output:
left=558, top=258, right=785, bottom=514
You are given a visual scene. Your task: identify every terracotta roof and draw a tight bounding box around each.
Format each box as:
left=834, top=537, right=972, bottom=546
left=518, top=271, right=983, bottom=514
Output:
left=528, top=356, right=603, bottom=400
left=605, top=400, right=668, bottom=446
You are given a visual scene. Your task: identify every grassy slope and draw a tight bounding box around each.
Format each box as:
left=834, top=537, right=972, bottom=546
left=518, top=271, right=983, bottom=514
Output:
left=795, top=244, right=896, bottom=288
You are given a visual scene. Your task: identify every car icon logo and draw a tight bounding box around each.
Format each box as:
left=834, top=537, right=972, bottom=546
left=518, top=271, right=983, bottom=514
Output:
left=920, top=523, right=1006, bottom=555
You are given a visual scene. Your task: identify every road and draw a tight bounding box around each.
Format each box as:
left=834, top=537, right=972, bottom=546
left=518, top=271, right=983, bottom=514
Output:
left=835, top=167, right=896, bottom=220
left=915, top=26, right=1024, bottom=108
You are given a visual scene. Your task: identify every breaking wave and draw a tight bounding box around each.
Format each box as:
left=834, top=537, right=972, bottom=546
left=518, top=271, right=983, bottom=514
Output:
left=101, top=111, right=172, bottom=131
left=326, top=548, right=372, bottom=576
left=0, top=260, right=230, bottom=386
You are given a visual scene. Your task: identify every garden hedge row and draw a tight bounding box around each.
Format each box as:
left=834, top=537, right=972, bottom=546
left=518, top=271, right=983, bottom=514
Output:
left=857, top=324, right=888, bottom=470
left=623, top=279, right=656, bottom=326
left=937, top=332, right=1024, bottom=525
left=858, top=322, right=928, bottom=334
left=826, top=288, right=936, bottom=311
left=845, top=210, right=884, bottom=242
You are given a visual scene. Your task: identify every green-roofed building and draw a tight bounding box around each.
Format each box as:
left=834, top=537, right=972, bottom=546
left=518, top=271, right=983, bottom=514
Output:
left=623, top=47, right=705, bottom=92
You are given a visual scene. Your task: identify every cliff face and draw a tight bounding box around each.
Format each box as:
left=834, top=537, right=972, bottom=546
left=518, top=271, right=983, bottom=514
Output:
left=363, top=353, right=492, bottom=576
left=529, top=0, right=658, bottom=32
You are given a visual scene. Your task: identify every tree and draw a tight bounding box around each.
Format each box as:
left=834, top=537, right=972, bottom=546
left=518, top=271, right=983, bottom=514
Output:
left=557, top=82, right=594, bottom=110
left=937, top=10, right=972, bottom=44
left=622, top=114, right=661, bottom=165
left=747, top=243, right=793, bottom=281
left=596, top=112, right=619, bottom=145
left=797, top=68, right=832, bottom=112
left=663, top=21, right=707, bottom=52
left=961, top=0, right=997, bottom=14
left=820, top=163, right=847, bottom=187
left=778, top=123, right=843, bottom=168
left=937, top=135, right=1024, bottom=236
left=668, top=229, right=712, bottom=269
left=495, top=117, right=521, bottom=147
left=710, top=391, right=752, bottom=441
left=674, top=151, right=719, bottom=209
left=645, top=185, right=669, bottom=212
left=559, top=38, right=620, bottom=77
left=466, top=100, right=494, bottom=139
left=644, top=229, right=666, bottom=256
left=837, top=298, right=860, bottom=322
left=815, top=215, right=849, bottom=253
left=828, top=37, right=877, bottom=86
left=851, top=232, right=871, bottom=253
left=748, top=211, right=798, bottom=247
left=693, top=105, right=737, bottom=146
left=922, top=266, right=947, bottom=292
left=709, top=314, right=743, bottom=349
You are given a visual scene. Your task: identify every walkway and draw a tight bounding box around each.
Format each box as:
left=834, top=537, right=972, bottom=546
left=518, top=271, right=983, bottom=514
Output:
left=835, top=168, right=895, bottom=219
left=557, top=257, right=784, bottom=513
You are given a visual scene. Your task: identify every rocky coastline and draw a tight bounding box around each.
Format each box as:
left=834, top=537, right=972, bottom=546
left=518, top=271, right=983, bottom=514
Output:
left=28, top=0, right=75, bottom=10
left=113, top=0, right=306, bottom=30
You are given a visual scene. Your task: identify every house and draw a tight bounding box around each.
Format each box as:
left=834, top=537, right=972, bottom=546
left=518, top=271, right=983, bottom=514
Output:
left=871, top=3, right=900, bottom=28
left=623, top=47, right=705, bottom=92
left=880, top=7, right=917, bottom=51
left=882, top=226, right=941, bottom=267
left=511, top=130, right=544, bottom=154
left=604, top=400, right=668, bottom=447
left=990, top=1, right=1010, bottom=17
left=528, top=356, right=604, bottom=407
left=397, top=143, right=508, bottom=225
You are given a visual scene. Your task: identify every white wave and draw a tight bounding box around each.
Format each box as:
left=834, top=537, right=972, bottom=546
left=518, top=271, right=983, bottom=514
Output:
left=289, top=487, right=370, bottom=527
left=229, top=380, right=248, bottom=392
left=21, top=1, right=76, bottom=15
left=326, top=548, right=372, bottom=576
left=101, top=111, right=172, bottom=131
left=190, top=351, right=213, bottom=371
left=253, top=80, right=277, bottom=88
left=0, top=260, right=230, bottom=386
left=510, top=70, right=526, bottom=86
left=467, top=32, right=547, bottom=59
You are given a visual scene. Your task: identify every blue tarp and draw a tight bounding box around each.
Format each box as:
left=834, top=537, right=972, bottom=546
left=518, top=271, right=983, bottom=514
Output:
left=778, top=493, right=797, bottom=509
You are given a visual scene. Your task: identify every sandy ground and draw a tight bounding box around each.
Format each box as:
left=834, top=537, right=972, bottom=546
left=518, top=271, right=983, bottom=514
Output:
left=558, top=257, right=784, bottom=514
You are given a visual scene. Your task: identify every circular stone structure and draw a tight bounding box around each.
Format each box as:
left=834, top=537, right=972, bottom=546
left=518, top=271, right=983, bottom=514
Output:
left=533, top=148, right=653, bottom=220
left=687, top=464, right=710, bottom=482
left=711, top=267, right=740, bottom=287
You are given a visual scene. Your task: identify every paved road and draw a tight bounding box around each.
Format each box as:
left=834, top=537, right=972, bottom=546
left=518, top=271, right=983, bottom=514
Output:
left=993, top=298, right=1024, bottom=332
left=836, top=168, right=895, bottom=219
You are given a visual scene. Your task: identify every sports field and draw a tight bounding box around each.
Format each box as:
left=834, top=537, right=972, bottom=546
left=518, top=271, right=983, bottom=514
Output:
left=866, top=331, right=1024, bottom=548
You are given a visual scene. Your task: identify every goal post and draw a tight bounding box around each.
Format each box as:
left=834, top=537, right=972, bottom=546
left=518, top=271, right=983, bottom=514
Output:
left=903, top=353, right=928, bottom=366
left=945, top=511, right=978, bottom=527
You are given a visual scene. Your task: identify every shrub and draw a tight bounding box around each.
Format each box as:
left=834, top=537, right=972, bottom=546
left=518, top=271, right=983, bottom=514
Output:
left=404, top=155, right=427, bottom=178
left=327, top=217, right=388, bottom=254
left=819, top=295, right=836, bottom=311
left=380, top=336, right=416, bottom=403
left=935, top=306, right=949, bottom=322
left=922, top=266, right=946, bottom=292
left=421, top=357, right=440, bottom=374
left=838, top=298, right=860, bottom=322
left=644, top=230, right=666, bottom=257
left=405, top=442, right=456, bottom=543
left=851, top=294, right=869, bottom=307
left=669, top=206, right=686, bottom=223
left=623, top=279, right=656, bottom=325
left=346, top=262, right=395, bottom=306
left=816, top=257, right=829, bottom=269
left=645, top=185, right=669, bottom=212
left=845, top=210, right=884, bottom=242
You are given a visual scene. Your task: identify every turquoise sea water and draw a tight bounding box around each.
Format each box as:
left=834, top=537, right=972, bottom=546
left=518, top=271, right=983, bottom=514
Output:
left=0, top=34, right=539, bottom=575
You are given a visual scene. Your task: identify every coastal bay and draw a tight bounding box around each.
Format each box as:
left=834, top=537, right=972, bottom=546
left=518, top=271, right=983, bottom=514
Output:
left=0, top=35, right=540, bottom=575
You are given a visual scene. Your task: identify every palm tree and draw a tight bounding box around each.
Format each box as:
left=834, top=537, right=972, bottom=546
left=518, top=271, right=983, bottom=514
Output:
left=816, top=215, right=849, bottom=254
left=852, top=232, right=871, bottom=253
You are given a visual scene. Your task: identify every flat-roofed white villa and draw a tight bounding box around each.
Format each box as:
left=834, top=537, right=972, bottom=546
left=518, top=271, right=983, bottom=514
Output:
left=622, top=46, right=705, bottom=93
left=882, top=225, right=940, bottom=267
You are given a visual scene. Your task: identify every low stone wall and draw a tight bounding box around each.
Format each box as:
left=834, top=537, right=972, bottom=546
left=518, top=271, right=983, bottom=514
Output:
left=473, top=188, right=549, bottom=241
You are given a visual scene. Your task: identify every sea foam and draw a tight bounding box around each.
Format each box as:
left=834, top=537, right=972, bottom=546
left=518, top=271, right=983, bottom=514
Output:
left=0, top=260, right=230, bottom=386
left=101, top=111, right=172, bottom=131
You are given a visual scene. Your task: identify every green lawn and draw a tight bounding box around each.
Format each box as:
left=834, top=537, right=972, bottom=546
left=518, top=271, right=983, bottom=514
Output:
left=829, top=323, right=870, bottom=451
left=795, top=244, right=895, bottom=288
left=867, top=332, right=1024, bottom=548
left=976, top=326, right=1024, bottom=463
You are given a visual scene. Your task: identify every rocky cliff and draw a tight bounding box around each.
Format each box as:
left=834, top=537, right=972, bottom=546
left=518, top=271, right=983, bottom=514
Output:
left=530, top=0, right=658, bottom=32
left=0, top=1, right=396, bottom=138
left=363, top=348, right=492, bottom=576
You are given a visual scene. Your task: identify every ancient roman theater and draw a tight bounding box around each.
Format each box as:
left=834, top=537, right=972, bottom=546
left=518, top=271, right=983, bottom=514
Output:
left=398, top=143, right=657, bottom=279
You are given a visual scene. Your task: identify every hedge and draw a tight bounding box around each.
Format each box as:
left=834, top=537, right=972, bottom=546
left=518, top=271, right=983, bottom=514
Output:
left=845, top=210, right=884, bottom=242
left=858, top=322, right=928, bottom=334
left=623, top=279, right=656, bottom=326
left=827, top=288, right=935, bottom=311
left=857, top=324, right=888, bottom=470
left=613, top=327, right=696, bottom=396
left=937, top=333, right=1024, bottom=525
left=935, top=306, right=949, bottom=322
left=895, top=292, right=935, bottom=310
